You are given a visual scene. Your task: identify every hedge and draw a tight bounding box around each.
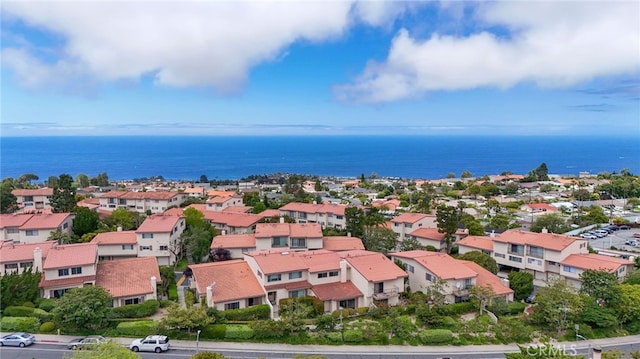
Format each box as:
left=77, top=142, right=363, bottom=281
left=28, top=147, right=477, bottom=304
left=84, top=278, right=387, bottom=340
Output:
left=3, top=306, right=35, bottom=317
left=0, top=316, right=40, bottom=332
left=343, top=329, right=364, bottom=343
left=249, top=320, right=286, bottom=339
left=279, top=296, right=324, bottom=317
left=224, top=324, right=254, bottom=340
left=201, top=324, right=227, bottom=340
left=109, top=300, right=159, bottom=319
left=420, top=329, right=453, bottom=344
left=115, top=320, right=157, bottom=337
left=37, top=298, right=57, bottom=312
left=31, top=308, right=53, bottom=322
left=222, top=304, right=271, bottom=321
left=436, top=302, right=475, bottom=316
left=168, top=284, right=178, bottom=301
left=39, top=321, right=56, bottom=333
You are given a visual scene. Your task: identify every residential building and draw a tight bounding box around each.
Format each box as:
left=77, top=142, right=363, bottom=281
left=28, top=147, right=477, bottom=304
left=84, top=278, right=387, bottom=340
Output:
left=390, top=213, right=437, bottom=241
left=205, top=195, right=244, bottom=211
left=40, top=243, right=98, bottom=299
left=279, top=202, right=347, bottom=229
left=321, top=236, right=365, bottom=251
left=136, top=215, right=186, bottom=266
left=458, top=260, right=514, bottom=303
left=98, top=191, right=188, bottom=214
left=0, top=214, right=34, bottom=242
left=254, top=222, right=323, bottom=251
left=210, top=234, right=257, bottom=259
left=0, top=240, right=54, bottom=275
left=203, top=211, right=263, bottom=235
left=457, top=235, right=494, bottom=256
left=96, top=257, right=161, bottom=307
left=17, top=213, right=75, bottom=243
left=11, top=188, right=53, bottom=211
left=560, top=254, right=635, bottom=289
left=409, top=228, right=446, bottom=250
left=189, top=260, right=268, bottom=312
left=183, top=187, right=206, bottom=198
left=91, top=230, right=138, bottom=261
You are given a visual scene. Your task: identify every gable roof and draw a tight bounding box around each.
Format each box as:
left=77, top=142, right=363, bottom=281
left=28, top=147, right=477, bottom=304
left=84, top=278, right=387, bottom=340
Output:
left=189, top=260, right=266, bottom=302
left=312, top=281, right=363, bottom=301
left=91, top=231, right=137, bottom=245
left=458, top=260, right=513, bottom=296
left=391, top=250, right=477, bottom=280
left=457, top=236, right=494, bottom=252
left=494, top=229, right=584, bottom=252
left=528, top=203, right=558, bottom=211
left=20, top=213, right=73, bottom=230
left=120, top=191, right=179, bottom=200
left=340, top=250, right=407, bottom=282
left=0, top=240, right=55, bottom=263
left=43, top=243, right=97, bottom=269
left=391, top=212, right=433, bottom=224
left=322, top=236, right=365, bottom=251
left=255, top=223, right=323, bottom=239
left=137, top=215, right=183, bottom=233
left=410, top=227, right=445, bottom=240
left=211, top=234, right=256, bottom=249
left=561, top=253, right=634, bottom=272
left=96, top=257, right=161, bottom=298
left=245, top=250, right=309, bottom=274
left=11, top=188, right=53, bottom=196
left=0, top=213, right=34, bottom=228
left=204, top=211, right=263, bottom=228
left=279, top=202, right=347, bottom=216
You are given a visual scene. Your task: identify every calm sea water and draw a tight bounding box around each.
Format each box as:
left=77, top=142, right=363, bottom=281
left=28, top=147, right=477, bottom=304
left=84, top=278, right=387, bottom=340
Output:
left=1, top=136, right=638, bottom=181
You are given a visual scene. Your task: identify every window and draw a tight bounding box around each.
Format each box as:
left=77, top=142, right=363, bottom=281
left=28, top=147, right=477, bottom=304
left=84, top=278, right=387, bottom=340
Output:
left=317, top=272, right=328, bottom=278
left=58, top=268, right=69, bottom=276
left=527, top=245, right=544, bottom=258
left=52, top=288, right=68, bottom=298
left=337, top=215, right=343, bottom=220
left=26, top=230, right=39, bottom=236
left=563, top=265, right=576, bottom=273
left=224, top=302, right=240, bottom=310
left=290, top=238, right=306, bottom=248
left=268, top=291, right=276, bottom=305
left=142, top=233, right=154, bottom=239
left=404, top=223, right=411, bottom=228
left=20, top=262, right=33, bottom=268
left=509, top=255, right=523, bottom=263
left=425, top=273, right=434, bottom=281
left=406, top=264, right=414, bottom=273
left=494, top=253, right=505, bottom=258
left=124, top=298, right=141, bottom=305
left=5, top=263, right=18, bottom=270
left=71, top=267, right=82, bottom=275
left=375, top=282, right=384, bottom=294
left=329, top=271, right=338, bottom=277
left=139, top=245, right=152, bottom=251
left=289, top=271, right=302, bottom=280
left=272, top=236, right=287, bottom=247
left=618, top=267, right=625, bottom=274
left=289, top=289, right=305, bottom=298
left=527, top=258, right=542, bottom=266
left=63, top=222, right=69, bottom=229
left=267, top=274, right=281, bottom=282
left=463, top=278, right=473, bottom=290
left=339, top=298, right=356, bottom=309
left=6, top=228, right=19, bottom=234
left=122, top=244, right=134, bottom=250
left=247, top=297, right=262, bottom=307
left=509, top=244, right=524, bottom=255
left=159, top=245, right=168, bottom=251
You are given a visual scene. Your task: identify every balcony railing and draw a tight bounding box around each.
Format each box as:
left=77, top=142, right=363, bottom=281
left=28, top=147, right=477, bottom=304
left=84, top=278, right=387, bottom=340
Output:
left=372, top=286, right=399, bottom=300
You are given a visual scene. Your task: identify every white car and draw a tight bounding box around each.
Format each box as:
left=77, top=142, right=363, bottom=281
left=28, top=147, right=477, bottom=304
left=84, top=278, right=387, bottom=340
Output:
left=129, top=335, right=170, bottom=353
left=580, top=233, right=598, bottom=239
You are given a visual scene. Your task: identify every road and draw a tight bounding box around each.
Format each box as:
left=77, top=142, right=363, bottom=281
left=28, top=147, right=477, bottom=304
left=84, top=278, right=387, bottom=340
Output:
left=1, top=340, right=640, bottom=359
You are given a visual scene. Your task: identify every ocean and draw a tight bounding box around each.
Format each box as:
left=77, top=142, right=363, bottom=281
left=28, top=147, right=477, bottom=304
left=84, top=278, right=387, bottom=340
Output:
left=1, top=136, right=638, bottom=181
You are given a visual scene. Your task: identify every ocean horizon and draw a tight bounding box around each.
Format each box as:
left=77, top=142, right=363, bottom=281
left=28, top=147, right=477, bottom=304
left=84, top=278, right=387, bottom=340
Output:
left=1, top=135, right=638, bottom=182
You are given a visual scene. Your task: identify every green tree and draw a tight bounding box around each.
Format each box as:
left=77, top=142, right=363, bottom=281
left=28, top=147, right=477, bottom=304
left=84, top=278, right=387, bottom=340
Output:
left=508, top=271, right=534, bottom=301
left=75, top=173, right=90, bottom=188
left=278, top=298, right=314, bottom=334
left=47, top=175, right=59, bottom=188
left=53, top=286, right=112, bottom=331
left=469, top=284, right=495, bottom=315
left=73, top=207, right=100, bottom=237
left=50, top=174, right=77, bottom=213
left=399, top=237, right=426, bottom=251
left=48, top=228, right=73, bottom=244
left=158, top=265, right=176, bottom=297
left=362, top=226, right=397, bottom=254
left=490, top=213, right=514, bottom=231
left=0, top=178, right=18, bottom=213
left=436, top=205, right=459, bottom=253
left=460, top=251, right=498, bottom=274
left=0, top=268, right=41, bottom=309
left=90, top=172, right=110, bottom=187
left=103, top=208, right=138, bottom=230
left=461, top=170, right=473, bottom=179
left=530, top=213, right=569, bottom=233
left=579, top=269, right=621, bottom=304
left=530, top=279, right=582, bottom=335
left=613, top=284, right=640, bottom=324
left=16, top=173, right=39, bottom=187
left=159, top=304, right=211, bottom=334
left=64, top=341, right=141, bottom=359
left=183, top=226, right=214, bottom=263
left=623, top=269, right=640, bottom=285
left=345, top=207, right=365, bottom=238
left=582, top=205, right=609, bottom=225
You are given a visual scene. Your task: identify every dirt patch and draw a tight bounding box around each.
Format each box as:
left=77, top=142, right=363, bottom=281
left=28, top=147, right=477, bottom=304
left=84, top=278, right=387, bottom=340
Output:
left=460, top=312, right=477, bottom=321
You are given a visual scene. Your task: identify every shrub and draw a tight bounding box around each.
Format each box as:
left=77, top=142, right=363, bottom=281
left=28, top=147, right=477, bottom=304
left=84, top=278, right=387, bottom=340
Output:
left=159, top=299, right=172, bottom=308
left=0, top=316, right=40, bottom=332
left=115, top=320, right=157, bottom=337
left=419, top=329, right=453, bottom=344
left=109, top=300, right=159, bottom=319
left=343, top=329, right=363, bottom=343
left=224, top=324, right=254, bottom=340
left=168, top=284, right=178, bottom=301
left=31, top=308, right=53, bottom=322
left=250, top=320, right=287, bottom=339
left=436, top=302, right=475, bottom=316
left=488, top=301, right=527, bottom=317
left=3, top=306, right=35, bottom=317
left=21, top=302, right=35, bottom=308
left=37, top=298, right=57, bottom=312
left=39, top=321, right=56, bottom=333
left=223, top=304, right=270, bottom=321
left=279, top=296, right=323, bottom=317
left=201, top=324, right=227, bottom=340
left=326, top=332, right=342, bottom=342
left=190, top=353, right=229, bottom=359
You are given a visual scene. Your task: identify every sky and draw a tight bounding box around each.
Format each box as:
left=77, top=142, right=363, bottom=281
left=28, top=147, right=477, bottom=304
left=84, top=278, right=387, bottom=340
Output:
left=1, top=1, right=639, bottom=137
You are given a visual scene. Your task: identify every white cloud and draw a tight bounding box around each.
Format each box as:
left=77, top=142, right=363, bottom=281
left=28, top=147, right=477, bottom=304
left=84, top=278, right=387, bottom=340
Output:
left=1, top=1, right=357, bottom=93
left=335, top=1, right=640, bottom=103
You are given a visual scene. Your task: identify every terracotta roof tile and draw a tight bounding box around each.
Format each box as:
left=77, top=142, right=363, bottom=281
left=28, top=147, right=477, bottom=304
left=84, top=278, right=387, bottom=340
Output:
left=264, top=280, right=312, bottom=292
left=494, top=229, right=584, bottom=251
left=255, top=223, right=323, bottom=238
left=40, top=275, right=96, bottom=288
left=458, top=260, right=513, bottom=296
left=0, top=241, right=54, bottom=263
left=137, top=215, right=184, bottom=233
left=279, top=202, right=347, bottom=216
left=96, top=257, right=161, bottom=298
left=257, top=209, right=280, bottom=218
left=391, top=250, right=477, bottom=280
left=340, top=250, right=407, bottom=282
left=245, top=250, right=309, bottom=274
left=43, top=243, right=97, bottom=269
left=322, top=236, right=365, bottom=251
left=561, top=253, right=634, bottom=272
left=189, top=260, right=266, bottom=302
left=20, top=213, right=73, bottom=230
left=391, top=213, right=433, bottom=224
left=528, top=203, right=557, bottom=211
left=297, top=250, right=341, bottom=273
left=457, top=236, right=494, bottom=252
left=91, top=231, right=137, bottom=245
left=312, top=281, right=363, bottom=301
left=163, top=207, right=185, bottom=216
left=410, top=227, right=445, bottom=240
left=211, top=234, right=256, bottom=249
left=222, top=206, right=253, bottom=213
left=11, top=188, right=53, bottom=196
left=99, top=190, right=128, bottom=198
left=204, top=211, right=262, bottom=228
left=0, top=214, right=34, bottom=228
left=206, top=190, right=236, bottom=198
left=121, top=191, right=179, bottom=200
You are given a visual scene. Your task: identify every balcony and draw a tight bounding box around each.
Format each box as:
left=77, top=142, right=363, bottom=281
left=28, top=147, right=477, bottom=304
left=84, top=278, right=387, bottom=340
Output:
left=372, top=286, right=399, bottom=300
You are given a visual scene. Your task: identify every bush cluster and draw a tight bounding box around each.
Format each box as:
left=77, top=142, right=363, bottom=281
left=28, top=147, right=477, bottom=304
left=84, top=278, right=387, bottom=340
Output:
left=343, top=329, right=364, bottom=343
left=0, top=317, right=40, bottom=333
left=3, top=306, right=35, bottom=317
left=109, top=300, right=159, bottom=319
left=200, top=324, right=227, bottom=340
left=220, top=304, right=270, bottom=321
left=39, top=321, right=56, bottom=333
left=37, top=298, right=57, bottom=312
left=436, top=302, right=475, bottom=316
left=488, top=302, right=527, bottom=317
left=279, top=297, right=323, bottom=317
left=115, top=321, right=158, bottom=337
left=224, top=324, right=254, bottom=340
left=419, top=329, right=453, bottom=344
left=250, top=320, right=286, bottom=339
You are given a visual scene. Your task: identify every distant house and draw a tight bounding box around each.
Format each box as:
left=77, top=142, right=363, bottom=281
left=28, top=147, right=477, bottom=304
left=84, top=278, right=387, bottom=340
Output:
left=11, top=188, right=53, bottom=212
left=206, top=195, right=244, bottom=212
left=254, top=222, right=323, bottom=251
left=409, top=228, right=446, bottom=250
left=560, top=254, right=635, bottom=289
left=279, top=202, right=347, bottom=229
left=91, top=230, right=138, bottom=261
left=0, top=214, right=34, bottom=243
left=17, top=213, right=75, bottom=243
left=204, top=211, right=263, bottom=235
left=210, top=234, right=257, bottom=259
left=98, top=190, right=188, bottom=214
left=321, top=236, right=365, bottom=252
left=457, top=235, right=494, bottom=256
left=0, top=240, right=55, bottom=275
left=96, top=257, right=161, bottom=307
left=390, top=213, right=437, bottom=241
left=136, top=215, right=186, bottom=266
left=40, top=243, right=98, bottom=299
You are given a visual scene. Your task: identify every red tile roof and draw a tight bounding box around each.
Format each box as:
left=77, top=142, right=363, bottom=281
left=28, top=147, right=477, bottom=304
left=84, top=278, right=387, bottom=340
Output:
left=99, top=190, right=128, bottom=198
left=40, top=275, right=96, bottom=288
left=20, top=213, right=73, bottom=230
left=458, top=260, right=513, bottom=296
left=204, top=211, right=262, bottom=228
left=340, top=250, right=407, bottom=282
left=43, top=243, right=97, bottom=269
left=391, top=250, right=477, bottom=280
left=121, top=191, right=180, bottom=200
left=163, top=207, right=185, bottom=216
left=137, top=215, right=184, bottom=233
left=410, top=227, right=445, bottom=240
left=264, top=280, right=312, bottom=292
left=312, top=281, right=363, bottom=301
left=322, top=236, right=365, bottom=251
left=255, top=223, right=323, bottom=238
left=279, top=202, right=347, bottom=216
left=297, top=250, right=341, bottom=273
left=561, top=254, right=634, bottom=272
left=206, top=190, right=236, bottom=198
left=245, top=250, right=309, bottom=274
left=257, top=209, right=280, bottom=218
left=96, top=257, right=161, bottom=298
left=0, top=213, right=34, bottom=228
left=12, top=188, right=53, bottom=196
left=494, top=229, right=584, bottom=251
left=189, top=260, right=266, bottom=302
left=211, top=234, right=256, bottom=249
left=528, top=203, right=557, bottom=211
left=457, top=236, right=494, bottom=252
left=391, top=212, right=433, bottom=224
left=222, top=206, right=253, bottom=213
left=0, top=240, right=54, bottom=263
left=91, top=231, right=137, bottom=245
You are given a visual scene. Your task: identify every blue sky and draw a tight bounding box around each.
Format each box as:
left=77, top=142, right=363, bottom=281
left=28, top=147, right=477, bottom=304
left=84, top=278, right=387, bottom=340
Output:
left=1, top=1, right=639, bottom=137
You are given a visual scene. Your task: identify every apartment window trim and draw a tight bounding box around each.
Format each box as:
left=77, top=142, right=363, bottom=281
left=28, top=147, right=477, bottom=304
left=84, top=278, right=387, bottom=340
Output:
left=224, top=302, right=240, bottom=310
left=289, top=271, right=302, bottom=280
left=267, top=274, right=282, bottom=282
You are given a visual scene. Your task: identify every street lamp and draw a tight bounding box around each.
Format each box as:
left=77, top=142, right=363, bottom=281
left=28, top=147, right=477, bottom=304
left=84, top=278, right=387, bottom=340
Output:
left=196, top=329, right=201, bottom=353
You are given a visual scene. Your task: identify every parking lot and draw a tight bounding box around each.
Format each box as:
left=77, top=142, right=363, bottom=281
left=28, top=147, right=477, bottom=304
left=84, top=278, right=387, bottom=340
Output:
left=589, top=227, right=640, bottom=253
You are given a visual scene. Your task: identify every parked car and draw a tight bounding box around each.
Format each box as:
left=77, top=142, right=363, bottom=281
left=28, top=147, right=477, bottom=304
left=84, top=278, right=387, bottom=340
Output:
left=625, top=240, right=637, bottom=246
left=525, top=293, right=536, bottom=304
left=594, top=230, right=609, bottom=237
left=67, top=335, right=107, bottom=350
left=580, top=233, right=598, bottom=239
left=633, top=232, right=640, bottom=238
left=606, top=225, right=620, bottom=231
left=0, top=332, right=35, bottom=347
left=619, top=225, right=631, bottom=230
left=129, top=335, right=170, bottom=353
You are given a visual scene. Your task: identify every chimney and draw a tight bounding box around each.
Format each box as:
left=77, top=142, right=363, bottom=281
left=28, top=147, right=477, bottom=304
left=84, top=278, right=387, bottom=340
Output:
left=150, top=276, right=157, bottom=300
left=33, top=247, right=43, bottom=272
left=279, top=217, right=285, bottom=224
left=347, top=232, right=351, bottom=237
left=221, top=229, right=227, bottom=236
left=339, top=259, right=348, bottom=283
left=541, top=227, right=548, bottom=234
left=206, top=282, right=216, bottom=307
left=490, top=230, right=496, bottom=238
left=117, top=226, right=123, bottom=232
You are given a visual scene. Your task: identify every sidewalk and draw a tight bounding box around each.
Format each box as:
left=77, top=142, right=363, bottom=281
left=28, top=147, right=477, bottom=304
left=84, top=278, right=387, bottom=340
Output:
left=8, top=332, right=640, bottom=355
